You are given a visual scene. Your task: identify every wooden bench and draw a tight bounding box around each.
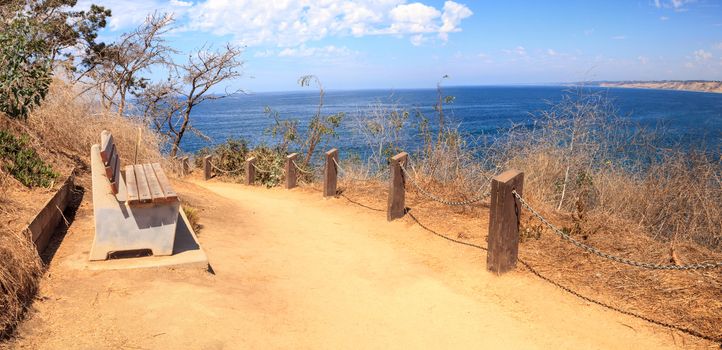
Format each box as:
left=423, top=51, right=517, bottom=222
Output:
left=89, top=130, right=180, bottom=261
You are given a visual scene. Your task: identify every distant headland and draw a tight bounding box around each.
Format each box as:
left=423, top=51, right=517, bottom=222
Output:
left=581, top=80, right=722, bottom=94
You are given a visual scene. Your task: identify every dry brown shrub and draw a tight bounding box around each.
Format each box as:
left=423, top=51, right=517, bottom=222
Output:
left=345, top=88, right=722, bottom=342
left=0, top=228, right=42, bottom=339
left=26, top=79, right=163, bottom=169
left=0, top=77, right=168, bottom=341
left=494, top=91, right=722, bottom=251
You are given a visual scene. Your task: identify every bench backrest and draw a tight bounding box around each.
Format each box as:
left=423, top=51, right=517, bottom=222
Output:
left=99, top=130, right=178, bottom=204
left=100, top=130, right=121, bottom=194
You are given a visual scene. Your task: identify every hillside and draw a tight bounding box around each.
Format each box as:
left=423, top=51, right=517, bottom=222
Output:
left=596, top=80, right=722, bottom=93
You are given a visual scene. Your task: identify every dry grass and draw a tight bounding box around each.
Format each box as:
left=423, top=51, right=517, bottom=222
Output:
left=26, top=80, right=163, bottom=170
left=0, top=77, right=167, bottom=341
left=0, top=227, right=43, bottom=339
left=337, top=89, right=722, bottom=342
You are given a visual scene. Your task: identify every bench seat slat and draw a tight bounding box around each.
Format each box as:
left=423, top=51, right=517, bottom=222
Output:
left=143, top=163, right=166, bottom=202
left=134, top=164, right=152, bottom=203
left=125, top=165, right=139, bottom=204
left=151, top=163, right=177, bottom=201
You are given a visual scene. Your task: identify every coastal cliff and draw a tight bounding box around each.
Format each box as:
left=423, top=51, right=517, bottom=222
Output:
left=597, top=80, right=722, bottom=93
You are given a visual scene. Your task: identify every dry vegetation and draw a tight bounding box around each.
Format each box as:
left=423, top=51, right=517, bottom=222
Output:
left=27, top=79, right=163, bottom=168
left=0, top=78, right=164, bottom=339
left=329, top=89, right=722, bottom=342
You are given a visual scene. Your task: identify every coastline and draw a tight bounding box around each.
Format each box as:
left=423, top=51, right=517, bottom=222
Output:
left=598, top=82, right=722, bottom=95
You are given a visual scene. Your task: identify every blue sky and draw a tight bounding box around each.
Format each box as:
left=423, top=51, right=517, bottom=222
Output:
left=76, top=0, right=722, bottom=92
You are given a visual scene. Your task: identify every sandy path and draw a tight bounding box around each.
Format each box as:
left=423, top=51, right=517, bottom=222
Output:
left=7, top=177, right=705, bottom=349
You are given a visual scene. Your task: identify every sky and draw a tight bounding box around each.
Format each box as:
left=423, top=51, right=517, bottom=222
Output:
left=75, top=0, right=722, bottom=92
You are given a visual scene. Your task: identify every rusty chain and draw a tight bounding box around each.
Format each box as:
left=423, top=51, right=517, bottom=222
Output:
left=332, top=157, right=385, bottom=182
left=400, top=162, right=491, bottom=206
left=209, top=160, right=244, bottom=175
left=406, top=212, right=722, bottom=344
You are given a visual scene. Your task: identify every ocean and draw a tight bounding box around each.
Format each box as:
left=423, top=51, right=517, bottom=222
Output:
left=182, top=86, right=722, bottom=157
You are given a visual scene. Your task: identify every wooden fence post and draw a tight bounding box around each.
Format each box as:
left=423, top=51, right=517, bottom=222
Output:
left=487, top=169, right=524, bottom=275
left=387, top=151, right=408, bottom=221
left=324, top=148, right=338, bottom=197
left=180, top=156, right=190, bottom=176
left=246, top=157, right=256, bottom=185
left=285, top=153, right=298, bottom=189
left=203, top=155, right=212, bottom=180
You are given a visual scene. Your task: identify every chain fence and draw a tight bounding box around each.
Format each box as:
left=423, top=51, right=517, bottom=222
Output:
left=405, top=212, right=722, bottom=344
left=332, top=158, right=386, bottom=182
left=400, top=161, right=491, bottom=206
left=512, top=190, right=722, bottom=271
left=209, top=160, right=245, bottom=175
left=292, top=160, right=316, bottom=175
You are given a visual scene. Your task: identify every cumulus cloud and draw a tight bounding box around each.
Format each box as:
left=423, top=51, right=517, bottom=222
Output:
left=693, top=49, right=712, bottom=61
left=277, top=45, right=356, bottom=58
left=653, top=0, right=695, bottom=11
left=75, top=0, right=191, bottom=31
left=81, top=0, right=472, bottom=47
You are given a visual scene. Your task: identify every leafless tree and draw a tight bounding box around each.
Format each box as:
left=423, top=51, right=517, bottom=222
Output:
left=80, top=12, right=174, bottom=115
left=138, top=43, right=244, bottom=157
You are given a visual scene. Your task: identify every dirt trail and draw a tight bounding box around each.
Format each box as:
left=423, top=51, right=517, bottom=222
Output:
left=6, top=177, right=707, bottom=349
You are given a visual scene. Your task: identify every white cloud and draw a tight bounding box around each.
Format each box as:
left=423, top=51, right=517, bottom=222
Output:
left=169, top=0, right=192, bottom=6
left=277, top=45, right=356, bottom=58
left=410, top=34, right=427, bottom=46
left=253, top=49, right=275, bottom=58
left=653, top=0, right=695, bottom=9
left=660, top=16, right=669, bottom=21
left=75, top=0, right=191, bottom=31
left=611, top=35, right=626, bottom=40
left=638, top=56, right=649, bottom=65
left=439, top=1, right=473, bottom=40
left=77, top=0, right=472, bottom=46
left=693, top=49, right=712, bottom=61
left=387, top=3, right=441, bottom=34
left=715, top=42, right=722, bottom=50
left=546, top=48, right=557, bottom=56
left=503, top=46, right=527, bottom=56
left=190, top=0, right=471, bottom=47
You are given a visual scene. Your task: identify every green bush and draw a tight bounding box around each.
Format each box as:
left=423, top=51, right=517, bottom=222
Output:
left=0, top=130, right=58, bottom=187
left=195, top=138, right=249, bottom=179
left=0, top=17, right=53, bottom=120
left=248, top=145, right=285, bottom=187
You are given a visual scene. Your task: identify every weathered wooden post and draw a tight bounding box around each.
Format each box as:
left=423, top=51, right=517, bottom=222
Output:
left=324, top=148, right=339, bottom=197
left=246, top=157, right=256, bottom=185
left=285, top=153, right=299, bottom=189
left=487, top=169, right=524, bottom=275
left=180, top=156, right=190, bottom=176
left=387, top=152, right=408, bottom=221
left=203, top=155, right=212, bottom=180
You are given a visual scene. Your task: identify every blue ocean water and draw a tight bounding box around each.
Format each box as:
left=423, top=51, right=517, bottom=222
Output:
left=182, top=86, right=722, bottom=156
